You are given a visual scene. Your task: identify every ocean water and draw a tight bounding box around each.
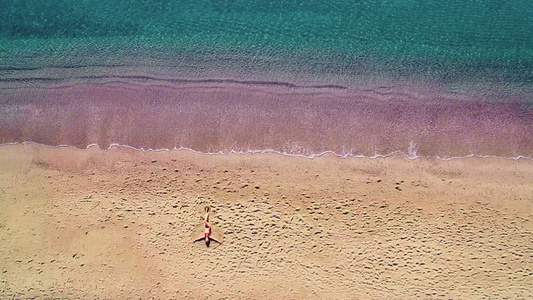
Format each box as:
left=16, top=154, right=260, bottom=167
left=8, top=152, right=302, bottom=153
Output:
left=0, top=0, right=532, bottom=158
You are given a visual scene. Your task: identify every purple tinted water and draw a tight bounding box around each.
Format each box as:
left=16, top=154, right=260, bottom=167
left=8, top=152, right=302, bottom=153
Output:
left=1, top=80, right=531, bottom=159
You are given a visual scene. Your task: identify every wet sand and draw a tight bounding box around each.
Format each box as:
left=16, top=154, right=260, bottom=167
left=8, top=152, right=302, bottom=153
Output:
left=1, top=144, right=532, bottom=299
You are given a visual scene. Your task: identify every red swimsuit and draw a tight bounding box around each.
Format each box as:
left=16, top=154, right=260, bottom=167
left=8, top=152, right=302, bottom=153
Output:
left=205, top=223, right=210, bottom=239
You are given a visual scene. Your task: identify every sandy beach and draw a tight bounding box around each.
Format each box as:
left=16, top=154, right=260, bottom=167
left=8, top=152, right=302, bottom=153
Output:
left=2, top=1, right=532, bottom=299
left=1, top=144, right=532, bottom=299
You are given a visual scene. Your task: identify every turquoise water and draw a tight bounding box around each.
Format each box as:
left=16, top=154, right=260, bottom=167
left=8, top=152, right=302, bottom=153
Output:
left=1, top=0, right=531, bottom=84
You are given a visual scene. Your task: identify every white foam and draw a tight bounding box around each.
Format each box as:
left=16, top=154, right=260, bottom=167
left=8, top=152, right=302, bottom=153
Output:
left=1, top=141, right=531, bottom=161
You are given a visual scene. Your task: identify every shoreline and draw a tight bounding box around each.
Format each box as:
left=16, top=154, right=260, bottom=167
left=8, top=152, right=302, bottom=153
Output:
left=1, top=144, right=532, bottom=298
left=1, top=82, right=532, bottom=158
left=2, top=141, right=533, bottom=161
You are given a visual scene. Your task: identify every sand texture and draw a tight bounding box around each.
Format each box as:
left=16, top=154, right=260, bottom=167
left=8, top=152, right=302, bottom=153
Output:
left=1, top=144, right=532, bottom=299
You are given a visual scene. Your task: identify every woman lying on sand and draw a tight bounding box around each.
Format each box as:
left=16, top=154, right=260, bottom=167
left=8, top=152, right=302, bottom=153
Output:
left=195, top=207, right=221, bottom=245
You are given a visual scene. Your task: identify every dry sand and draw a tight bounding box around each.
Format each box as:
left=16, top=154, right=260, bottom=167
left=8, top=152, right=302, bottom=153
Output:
left=1, top=144, right=532, bottom=299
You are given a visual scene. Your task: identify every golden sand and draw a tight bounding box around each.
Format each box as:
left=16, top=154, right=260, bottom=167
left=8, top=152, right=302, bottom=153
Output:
left=1, top=144, right=532, bottom=299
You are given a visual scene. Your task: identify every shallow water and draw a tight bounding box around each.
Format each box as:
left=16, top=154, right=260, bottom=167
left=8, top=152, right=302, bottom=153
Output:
left=0, top=0, right=531, bottom=159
